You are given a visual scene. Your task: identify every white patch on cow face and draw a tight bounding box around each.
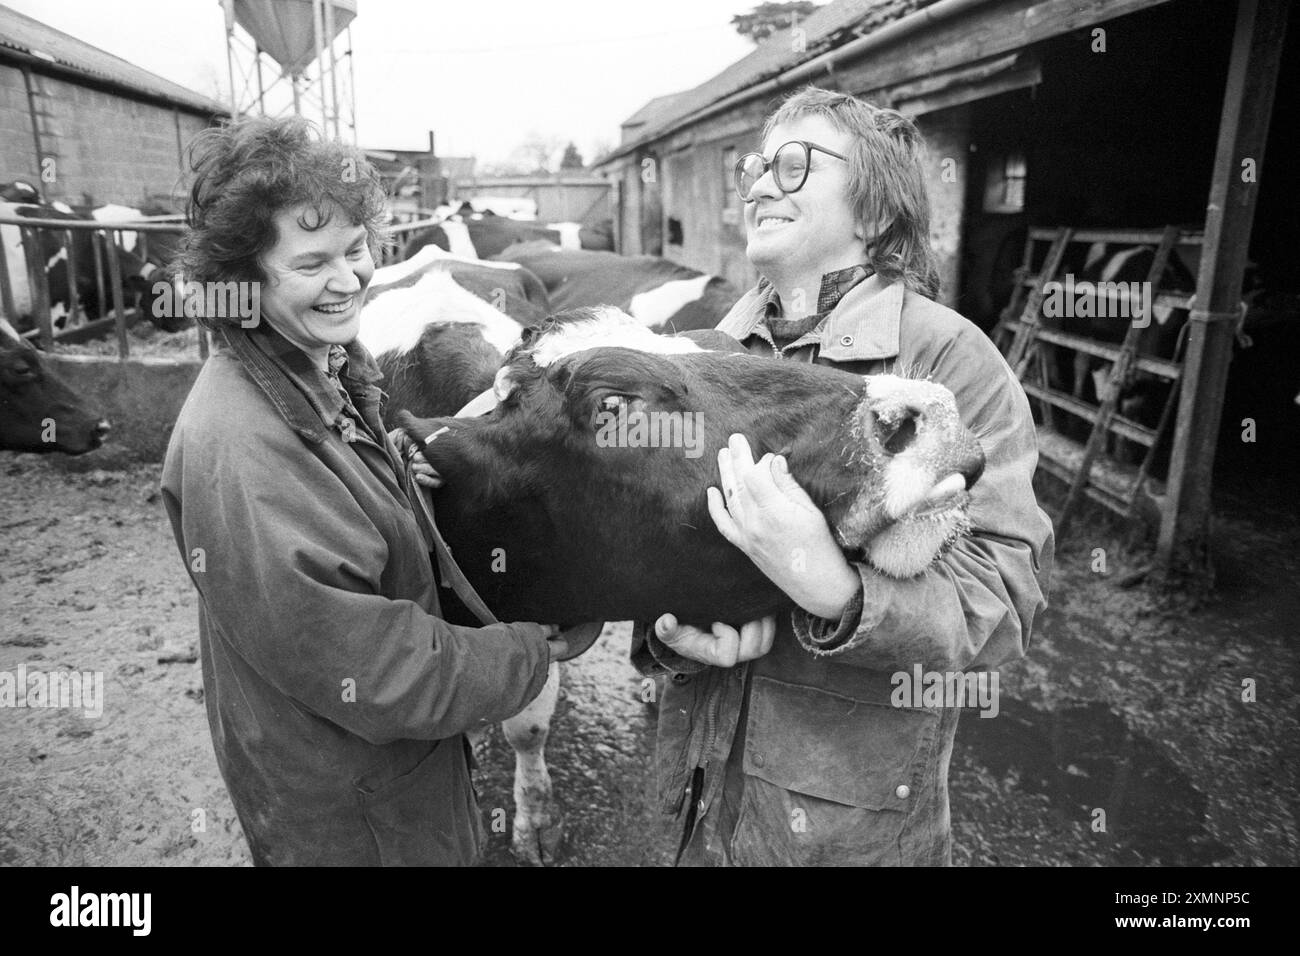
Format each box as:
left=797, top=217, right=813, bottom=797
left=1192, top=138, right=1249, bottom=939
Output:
left=439, top=220, right=478, bottom=259
left=357, top=270, right=523, bottom=359
left=527, top=307, right=706, bottom=368
left=628, top=274, right=712, bottom=329
left=836, top=374, right=979, bottom=578
left=552, top=222, right=582, bottom=250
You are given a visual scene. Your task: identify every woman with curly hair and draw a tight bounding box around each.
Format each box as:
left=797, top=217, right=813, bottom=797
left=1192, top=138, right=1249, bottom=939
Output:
left=160, top=116, right=563, bottom=866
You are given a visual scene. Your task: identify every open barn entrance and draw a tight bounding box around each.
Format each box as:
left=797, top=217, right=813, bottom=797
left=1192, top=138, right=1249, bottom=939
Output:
left=957, top=0, right=1298, bottom=548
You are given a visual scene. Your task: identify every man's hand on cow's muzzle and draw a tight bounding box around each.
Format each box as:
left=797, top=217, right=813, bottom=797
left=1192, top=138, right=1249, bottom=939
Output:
left=707, top=433, right=859, bottom=621
left=654, top=613, right=776, bottom=668
left=388, top=427, right=443, bottom=488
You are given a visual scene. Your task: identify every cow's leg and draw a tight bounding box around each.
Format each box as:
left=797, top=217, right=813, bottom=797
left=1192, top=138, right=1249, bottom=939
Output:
left=503, top=661, right=563, bottom=865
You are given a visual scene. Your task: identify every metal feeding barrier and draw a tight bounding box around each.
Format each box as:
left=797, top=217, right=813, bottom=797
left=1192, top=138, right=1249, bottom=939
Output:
left=0, top=212, right=441, bottom=360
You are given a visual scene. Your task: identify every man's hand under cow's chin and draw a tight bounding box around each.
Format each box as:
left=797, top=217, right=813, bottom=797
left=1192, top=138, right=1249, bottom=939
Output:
left=654, top=613, right=777, bottom=668
left=705, top=433, right=860, bottom=622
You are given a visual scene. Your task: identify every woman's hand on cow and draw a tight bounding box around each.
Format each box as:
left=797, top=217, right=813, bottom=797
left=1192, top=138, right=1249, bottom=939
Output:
left=540, top=624, right=569, bottom=664
left=707, top=433, right=859, bottom=621
left=388, top=427, right=443, bottom=488
left=655, top=613, right=776, bottom=668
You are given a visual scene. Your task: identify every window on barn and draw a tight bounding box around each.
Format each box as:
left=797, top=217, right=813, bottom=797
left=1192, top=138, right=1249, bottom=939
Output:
left=722, top=146, right=741, bottom=226
left=667, top=217, right=684, bottom=245
left=983, top=151, right=1027, bottom=214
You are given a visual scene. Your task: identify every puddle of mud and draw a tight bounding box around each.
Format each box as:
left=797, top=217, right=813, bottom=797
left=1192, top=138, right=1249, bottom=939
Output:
left=956, top=698, right=1233, bottom=865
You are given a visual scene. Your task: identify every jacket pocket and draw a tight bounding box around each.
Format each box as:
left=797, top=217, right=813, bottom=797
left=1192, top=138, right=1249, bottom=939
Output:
left=357, top=736, right=485, bottom=866
left=731, top=675, right=940, bottom=866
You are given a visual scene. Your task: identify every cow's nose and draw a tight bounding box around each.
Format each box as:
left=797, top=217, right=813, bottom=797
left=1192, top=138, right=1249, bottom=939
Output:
left=959, top=445, right=985, bottom=490
left=91, top=419, right=111, bottom=446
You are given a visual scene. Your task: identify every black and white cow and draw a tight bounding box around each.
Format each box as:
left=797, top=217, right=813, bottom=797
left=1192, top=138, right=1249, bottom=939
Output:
left=492, top=247, right=740, bottom=333
left=396, top=307, right=986, bottom=626
left=359, top=279, right=983, bottom=863
left=401, top=212, right=614, bottom=261
left=359, top=245, right=543, bottom=419
left=1, top=188, right=180, bottom=334
left=357, top=247, right=570, bottom=864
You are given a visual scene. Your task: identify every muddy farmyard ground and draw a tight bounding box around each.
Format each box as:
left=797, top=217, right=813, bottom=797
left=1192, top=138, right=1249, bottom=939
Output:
left=1, top=453, right=1296, bottom=866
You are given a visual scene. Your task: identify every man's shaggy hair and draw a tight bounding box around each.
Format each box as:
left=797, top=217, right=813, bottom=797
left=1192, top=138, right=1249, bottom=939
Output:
left=175, top=116, right=388, bottom=327
left=763, top=87, right=940, bottom=298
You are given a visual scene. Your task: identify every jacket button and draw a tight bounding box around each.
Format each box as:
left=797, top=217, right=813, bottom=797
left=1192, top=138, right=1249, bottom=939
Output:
left=752, top=753, right=765, bottom=768
left=895, top=784, right=911, bottom=799
left=839, top=334, right=854, bottom=347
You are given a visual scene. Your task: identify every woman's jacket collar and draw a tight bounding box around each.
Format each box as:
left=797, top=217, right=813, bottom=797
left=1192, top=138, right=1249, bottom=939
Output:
left=218, top=321, right=385, bottom=444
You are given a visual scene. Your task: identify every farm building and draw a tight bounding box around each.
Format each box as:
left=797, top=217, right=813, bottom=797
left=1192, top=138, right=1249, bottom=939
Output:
left=0, top=3, right=228, bottom=206
left=597, top=0, right=1296, bottom=577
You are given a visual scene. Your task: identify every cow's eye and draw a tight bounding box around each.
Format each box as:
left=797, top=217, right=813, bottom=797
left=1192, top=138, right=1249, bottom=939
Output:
left=600, top=395, right=628, bottom=412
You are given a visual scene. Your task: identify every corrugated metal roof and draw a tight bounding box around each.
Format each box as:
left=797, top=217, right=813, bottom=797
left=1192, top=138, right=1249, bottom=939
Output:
left=0, top=3, right=229, bottom=115
left=609, top=0, right=934, bottom=157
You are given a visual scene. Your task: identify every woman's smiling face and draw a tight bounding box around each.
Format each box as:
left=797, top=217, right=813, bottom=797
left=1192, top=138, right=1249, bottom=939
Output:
left=258, top=205, right=374, bottom=363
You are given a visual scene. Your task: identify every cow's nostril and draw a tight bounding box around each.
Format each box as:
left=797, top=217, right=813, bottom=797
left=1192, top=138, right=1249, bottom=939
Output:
left=960, top=448, right=986, bottom=490
left=879, top=413, right=918, bottom=455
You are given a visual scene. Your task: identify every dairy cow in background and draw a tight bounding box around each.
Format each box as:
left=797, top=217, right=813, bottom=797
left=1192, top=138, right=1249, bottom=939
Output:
left=401, top=210, right=614, bottom=261
left=494, top=246, right=740, bottom=333
left=0, top=317, right=110, bottom=454
left=1, top=184, right=183, bottom=334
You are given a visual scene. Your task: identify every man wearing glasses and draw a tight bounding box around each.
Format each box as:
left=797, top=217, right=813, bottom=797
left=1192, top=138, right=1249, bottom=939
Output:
left=633, top=87, right=1053, bottom=866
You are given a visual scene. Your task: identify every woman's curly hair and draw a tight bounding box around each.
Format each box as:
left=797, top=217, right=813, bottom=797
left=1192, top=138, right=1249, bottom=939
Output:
left=175, top=116, right=388, bottom=303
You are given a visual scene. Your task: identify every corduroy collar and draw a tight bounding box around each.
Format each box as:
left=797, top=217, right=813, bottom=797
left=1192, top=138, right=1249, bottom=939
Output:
left=717, top=271, right=904, bottom=362
left=219, top=321, right=385, bottom=444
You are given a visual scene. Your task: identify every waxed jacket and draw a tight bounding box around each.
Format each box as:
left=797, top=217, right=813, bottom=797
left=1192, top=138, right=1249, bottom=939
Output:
left=160, top=323, right=552, bottom=866
left=632, top=274, right=1054, bottom=866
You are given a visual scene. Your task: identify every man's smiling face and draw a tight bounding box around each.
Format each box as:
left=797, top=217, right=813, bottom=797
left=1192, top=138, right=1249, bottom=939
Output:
left=743, top=114, right=864, bottom=292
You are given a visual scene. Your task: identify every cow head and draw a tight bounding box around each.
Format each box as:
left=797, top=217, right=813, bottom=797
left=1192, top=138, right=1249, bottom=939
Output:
left=1, top=321, right=110, bottom=454
left=398, top=308, right=983, bottom=626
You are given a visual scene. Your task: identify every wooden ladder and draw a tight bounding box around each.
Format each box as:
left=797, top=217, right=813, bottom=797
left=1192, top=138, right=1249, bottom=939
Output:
left=994, top=226, right=1199, bottom=542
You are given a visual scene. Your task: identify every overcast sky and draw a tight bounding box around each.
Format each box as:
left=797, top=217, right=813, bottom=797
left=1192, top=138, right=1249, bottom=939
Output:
left=6, top=0, right=758, bottom=163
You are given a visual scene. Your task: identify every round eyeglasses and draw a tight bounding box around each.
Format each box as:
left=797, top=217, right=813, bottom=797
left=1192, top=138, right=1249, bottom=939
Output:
left=734, top=140, right=848, bottom=202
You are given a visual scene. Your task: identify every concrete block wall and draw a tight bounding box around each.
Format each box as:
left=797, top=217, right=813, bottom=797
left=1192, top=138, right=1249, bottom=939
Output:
left=0, top=62, right=214, bottom=206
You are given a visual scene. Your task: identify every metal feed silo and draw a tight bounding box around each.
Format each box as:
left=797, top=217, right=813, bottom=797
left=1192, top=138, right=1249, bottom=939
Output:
left=221, top=0, right=357, bottom=141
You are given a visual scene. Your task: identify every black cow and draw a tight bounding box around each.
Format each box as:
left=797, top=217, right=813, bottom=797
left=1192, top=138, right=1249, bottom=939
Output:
left=0, top=318, right=110, bottom=454
left=397, top=307, right=984, bottom=627
left=491, top=247, right=740, bottom=333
